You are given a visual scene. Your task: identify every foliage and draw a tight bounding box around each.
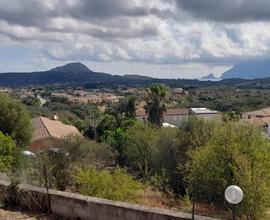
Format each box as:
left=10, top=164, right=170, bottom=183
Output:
left=179, top=87, right=270, bottom=113
left=23, top=135, right=115, bottom=191
left=186, top=122, right=270, bottom=219
left=144, top=84, right=170, bottom=126
left=109, top=127, right=128, bottom=166
left=0, top=92, right=32, bottom=147
left=0, top=131, right=19, bottom=172
left=124, top=122, right=159, bottom=180
left=125, top=96, right=137, bottom=118
left=75, top=168, right=142, bottom=202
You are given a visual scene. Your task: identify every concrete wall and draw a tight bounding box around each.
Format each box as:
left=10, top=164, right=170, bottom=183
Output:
left=164, top=115, right=189, bottom=127
left=0, top=180, right=221, bottom=220
left=193, top=113, right=221, bottom=121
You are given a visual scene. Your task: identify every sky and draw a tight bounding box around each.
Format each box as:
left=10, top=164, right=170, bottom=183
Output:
left=1, top=0, right=270, bottom=79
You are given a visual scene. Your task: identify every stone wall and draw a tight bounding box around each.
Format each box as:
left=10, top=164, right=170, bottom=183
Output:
left=0, top=180, right=220, bottom=220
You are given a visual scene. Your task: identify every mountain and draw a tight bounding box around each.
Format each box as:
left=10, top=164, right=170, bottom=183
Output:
left=0, top=62, right=215, bottom=88
left=221, top=59, right=270, bottom=79
left=200, top=73, right=218, bottom=81
left=0, top=62, right=116, bottom=87
left=50, top=62, right=92, bottom=73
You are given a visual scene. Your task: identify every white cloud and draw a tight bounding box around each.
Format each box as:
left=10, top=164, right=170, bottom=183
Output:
left=0, top=0, right=270, bottom=77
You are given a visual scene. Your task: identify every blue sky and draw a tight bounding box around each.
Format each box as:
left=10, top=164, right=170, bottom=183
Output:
left=0, top=0, right=270, bottom=78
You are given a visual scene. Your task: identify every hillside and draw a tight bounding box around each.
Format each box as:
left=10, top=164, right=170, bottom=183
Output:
left=0, top=62, right=116, bottom=87
left=2, top=62, right=270, bottom=89
left=221, top=59, right=270, bottom=79
left=0, top=62, right=214, bottom=88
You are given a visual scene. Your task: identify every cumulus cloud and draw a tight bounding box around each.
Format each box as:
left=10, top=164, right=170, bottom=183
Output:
left=0, top=0, right=270, bottom=77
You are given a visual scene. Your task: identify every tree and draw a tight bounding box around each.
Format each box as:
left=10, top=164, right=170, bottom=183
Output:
left=104, top=128, right=127, bottom=166
left=124, top=122, right=159, bottom=180
left=125, top=97, right=137, bottom=119
left=186, top=122, right=270, bottom=219
left=0, top=131, right=19, bottom=172
left=144, top=84, right=170, bottom=126
left=0, top=93, right=32, bottom=147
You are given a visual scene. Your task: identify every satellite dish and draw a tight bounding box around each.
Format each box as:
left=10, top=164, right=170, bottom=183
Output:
left=225, top=185, right=243, bottom=204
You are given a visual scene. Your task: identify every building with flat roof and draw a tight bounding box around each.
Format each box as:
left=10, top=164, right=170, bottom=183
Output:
left=136, top=107, right=220, bottom=127
left=190, top=108, right=221, bottom=120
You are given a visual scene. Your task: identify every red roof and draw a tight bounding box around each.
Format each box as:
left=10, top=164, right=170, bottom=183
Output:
left=31, top=117, right=81, bottom=142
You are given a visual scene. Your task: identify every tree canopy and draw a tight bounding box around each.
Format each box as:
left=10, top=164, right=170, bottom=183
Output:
left=186, top=122, right=270, bottom=219
left=0, top=131, right=19, bottom=172
left=0, top=93, right=32, bottom=147
left=144, top=84, right=170, bottom=126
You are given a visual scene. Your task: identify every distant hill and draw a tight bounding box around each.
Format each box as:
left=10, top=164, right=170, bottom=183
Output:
left=3, top=62, right=270, bottom=89
left=0, top=62, right=118, bottom=87
left=0, top=62, right=214, bottom=88
left=221, top=60, right=270, bottom=79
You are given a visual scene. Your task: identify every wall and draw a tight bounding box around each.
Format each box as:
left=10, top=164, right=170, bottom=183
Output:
left=0, top=180, right=221, bottom=220
left=164, top=115, right=189, bottom=127
left=193, top=113, right=221, bottom=121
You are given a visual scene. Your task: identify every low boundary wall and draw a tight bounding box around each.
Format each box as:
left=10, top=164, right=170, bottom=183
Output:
left=0, top=180, right=220, bottom=220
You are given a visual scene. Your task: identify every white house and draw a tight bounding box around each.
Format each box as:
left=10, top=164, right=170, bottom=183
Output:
left=136, top=107, right=221, bottom=127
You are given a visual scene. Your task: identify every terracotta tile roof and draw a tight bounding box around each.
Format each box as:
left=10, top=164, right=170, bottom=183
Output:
left=242, top=107, right=270, bottom=117
left=136, top=108, right=190, bottom=117
left=32, top=117, right=50, bottom=141
left=165, top=108, right=190, bottom=115
left=31, top=117, right=81, bottom=142
left=244, top=116, right=270, bottom=126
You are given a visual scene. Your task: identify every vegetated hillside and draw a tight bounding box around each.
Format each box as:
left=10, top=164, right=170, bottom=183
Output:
left=3, top=62, right=270, bottom=88
left=0, top=62, right=115, bottom=87
left=221, top=59, right=270, bottom=79
left=0, top=62, right=215, bottom=88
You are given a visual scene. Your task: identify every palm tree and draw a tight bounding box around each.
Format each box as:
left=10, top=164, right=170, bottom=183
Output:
left=126, top=96, right=137, bottom=119
left=144, top=84, right=170, bottom=126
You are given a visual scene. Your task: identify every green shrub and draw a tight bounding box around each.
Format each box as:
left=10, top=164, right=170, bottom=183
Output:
left=0, top=131, right=19, bottom=172
left=186, top=122, right=270, bottom=219
left=0, top=92, right=32, bottom=147
left=75, top=168, right=142, bottom=202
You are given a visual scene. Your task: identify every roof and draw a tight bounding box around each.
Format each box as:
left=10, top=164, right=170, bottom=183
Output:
left=31, top=117, right=81, bottom=142
left=244, top=117, right=270, bottom=127
left=190, top=108, right=219, bottom=114
left=242, top=107, right=270, bottom=117
left=136, top=108, right=190, bottom=117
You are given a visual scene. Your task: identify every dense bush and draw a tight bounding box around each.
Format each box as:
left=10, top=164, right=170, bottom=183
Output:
left=22, top=135, right=115, bottom=190
left=75, top=168, right=142, bottom=202
left=0, top=92, right=32, bottom=147
left=186, top=122, right=270, bottom=219
left=0, top=131, right=19, bottom=172
left=124, top=122, right=159, bottom=180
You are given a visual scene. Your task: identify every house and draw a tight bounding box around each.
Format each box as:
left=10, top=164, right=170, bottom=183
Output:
left=241, top=107, right=270, bottom=133
left=29, top=116, right=81, bottom=151
left=241, top=107, right=270, bottom=120
left=136, top=107, right=220, bottom=127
